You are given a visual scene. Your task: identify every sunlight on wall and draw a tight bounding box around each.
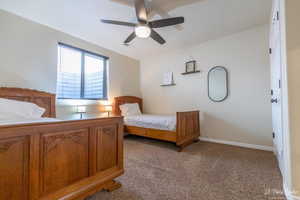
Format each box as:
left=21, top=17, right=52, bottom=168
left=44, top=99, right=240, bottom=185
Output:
left=56, top=99, right=113, bottom=118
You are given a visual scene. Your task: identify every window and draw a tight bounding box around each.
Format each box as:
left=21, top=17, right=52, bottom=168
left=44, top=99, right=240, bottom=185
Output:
left=57, top=43, right=108, bottom=100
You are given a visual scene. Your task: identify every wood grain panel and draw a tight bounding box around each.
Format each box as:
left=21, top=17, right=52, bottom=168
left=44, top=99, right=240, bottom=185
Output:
left=96, top=125, right=118, bottom=172
left=0, top=136, right=29, bottom=200
left=125, top=126, right=147, bottom=136
left=176, top=111, right=200, bottom=146
left=40, top=129, right=89, bottom=195
left=125, top=126, right=176, bottom=142
left=145, top=128, right=177, bottom=142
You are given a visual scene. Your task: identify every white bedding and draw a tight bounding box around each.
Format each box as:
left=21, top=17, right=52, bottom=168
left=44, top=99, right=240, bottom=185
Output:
left=0, top=98, right=46, bottom=119
left=0, top=117, right=61, bottom=126
left=124, top=114, right=176, bottom=131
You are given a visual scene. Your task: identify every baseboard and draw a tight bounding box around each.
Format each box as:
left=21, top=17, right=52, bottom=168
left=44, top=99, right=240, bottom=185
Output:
left=284, top=183, right=300, bottom=200
left=199, top=137, right=274, bottom=152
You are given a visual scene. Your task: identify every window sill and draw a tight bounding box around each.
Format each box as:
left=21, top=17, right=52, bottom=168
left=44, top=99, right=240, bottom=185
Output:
left=56, top=99, right=107, bottom=106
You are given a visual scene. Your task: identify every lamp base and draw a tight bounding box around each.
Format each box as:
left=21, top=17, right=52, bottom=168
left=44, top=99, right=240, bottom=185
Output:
left=79, top=113, right=83, bottom=119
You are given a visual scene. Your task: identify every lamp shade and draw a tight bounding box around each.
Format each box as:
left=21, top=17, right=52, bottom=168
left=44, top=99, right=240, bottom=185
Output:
left=104, top=105, right=112, bottom=112
left=77, top=106, right=86, bottom=113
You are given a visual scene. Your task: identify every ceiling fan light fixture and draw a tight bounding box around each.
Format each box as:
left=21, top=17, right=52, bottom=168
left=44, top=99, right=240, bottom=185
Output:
left=135, top=25, right=151, bottom=38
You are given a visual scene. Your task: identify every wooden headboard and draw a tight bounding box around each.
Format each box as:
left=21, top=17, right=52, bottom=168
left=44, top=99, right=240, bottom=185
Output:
left=0, top=87, right=56, bottom=118
left=113, top=96, right=143, bottom=115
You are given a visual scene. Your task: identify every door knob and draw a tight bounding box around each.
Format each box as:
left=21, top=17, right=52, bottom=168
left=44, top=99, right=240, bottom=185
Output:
left=271, top=98, right=278, bottom=103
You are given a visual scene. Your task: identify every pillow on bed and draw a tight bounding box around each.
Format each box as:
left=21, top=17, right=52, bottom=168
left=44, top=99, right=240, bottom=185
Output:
left=0, top=98, right=45, bottom=119
left=119, top=103, right=142, bottom=116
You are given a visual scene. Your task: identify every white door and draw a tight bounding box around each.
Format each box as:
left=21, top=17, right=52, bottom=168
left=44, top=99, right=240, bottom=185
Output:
left=270, top=0, right=283, bottom=172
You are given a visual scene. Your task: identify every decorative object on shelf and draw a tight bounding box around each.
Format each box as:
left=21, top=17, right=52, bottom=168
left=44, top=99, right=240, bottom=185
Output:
left=182, top=60, right=201, bottom=75
left=161, top=72, right=176, bottom=87
left=104, top=104, right=113, bottom=116
left=76, top=106, right=86, bottom=119
left=208, top=66, right=229, bottom=102
left=186, top=60, right=196, bottom=72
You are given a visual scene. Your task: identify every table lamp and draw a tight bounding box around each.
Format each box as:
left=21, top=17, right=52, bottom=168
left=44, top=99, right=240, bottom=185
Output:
left=104, top=104, right=112, bottom=117
left=76, top=106, right=86, bottom=119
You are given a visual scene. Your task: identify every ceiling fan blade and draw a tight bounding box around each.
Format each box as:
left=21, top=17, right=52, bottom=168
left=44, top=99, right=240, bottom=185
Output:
left=124, top=32, right=136, bottom=44
left=149, top=4, right=184, bottom=31
left=150, top=30, right=166, bottom=45
left=149, top=17, right=184, bottom=28
left=134, top=0, right=148, bottom=23
left=101, top=19, right=136, bottom=27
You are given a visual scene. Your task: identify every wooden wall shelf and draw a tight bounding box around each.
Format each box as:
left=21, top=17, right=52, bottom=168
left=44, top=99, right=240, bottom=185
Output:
left=160, top=83, right=176, bottom=87
left=181, top=71, right=201, bottom=75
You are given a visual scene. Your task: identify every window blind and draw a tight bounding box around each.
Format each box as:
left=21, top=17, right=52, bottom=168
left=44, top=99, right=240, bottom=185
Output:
left=57, top=43, right=108, bottom=100
left=84, top=54, right=105, bottom=99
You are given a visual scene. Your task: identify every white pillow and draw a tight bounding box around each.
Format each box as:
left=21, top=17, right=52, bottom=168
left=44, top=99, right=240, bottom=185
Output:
left=119, top=103, right=142, bottom=116
left=0, top=98, right=46, bottom=119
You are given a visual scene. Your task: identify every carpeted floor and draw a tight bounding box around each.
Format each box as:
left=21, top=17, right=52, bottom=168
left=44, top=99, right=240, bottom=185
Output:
left=89, top=136, right=285, bottom=200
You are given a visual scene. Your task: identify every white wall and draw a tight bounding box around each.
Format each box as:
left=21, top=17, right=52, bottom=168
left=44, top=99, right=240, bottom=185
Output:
left=284, top=0, right=300, bottom=197
left=0, top=10, right=141, bottom=117
left=140, top=25, right=273, bottom=147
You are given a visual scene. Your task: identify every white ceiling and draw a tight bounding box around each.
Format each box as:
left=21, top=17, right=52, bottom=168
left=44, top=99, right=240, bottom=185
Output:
left=0, top=0, right=272, bottom=60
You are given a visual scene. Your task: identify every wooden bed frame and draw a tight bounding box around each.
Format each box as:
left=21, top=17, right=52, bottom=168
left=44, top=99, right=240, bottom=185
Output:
left=0, top=88, right=124, bottom=200
left=113, top=96, right=200, bottom=151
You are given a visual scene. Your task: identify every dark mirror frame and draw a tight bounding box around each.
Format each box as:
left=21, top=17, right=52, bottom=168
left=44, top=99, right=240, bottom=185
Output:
left=207, top=66, right=229, bottom=102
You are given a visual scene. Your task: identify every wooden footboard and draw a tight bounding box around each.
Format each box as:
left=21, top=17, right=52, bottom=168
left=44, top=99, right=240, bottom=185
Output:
left=0, top=117, right=124, bottom=200
left=176, top=111, right=200, bottom=150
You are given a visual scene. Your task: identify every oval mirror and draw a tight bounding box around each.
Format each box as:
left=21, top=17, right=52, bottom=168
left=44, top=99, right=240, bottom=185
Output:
left=208, top=66, right=228, bottom=102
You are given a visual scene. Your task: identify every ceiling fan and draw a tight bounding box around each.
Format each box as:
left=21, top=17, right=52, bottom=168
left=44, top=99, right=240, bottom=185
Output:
left=101, top=0, right=185, bottom=45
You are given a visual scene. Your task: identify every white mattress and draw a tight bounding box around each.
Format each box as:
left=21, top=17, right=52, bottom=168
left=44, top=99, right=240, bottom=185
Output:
left=124, top=114, right=176, bottom=131
left=0, top=117, right=61, bottom=126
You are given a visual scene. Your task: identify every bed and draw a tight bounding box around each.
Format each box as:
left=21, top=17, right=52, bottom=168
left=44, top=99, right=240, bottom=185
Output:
left=0, top=87, right=124, bottom=200
left=113, top=96, right=200, bottom=151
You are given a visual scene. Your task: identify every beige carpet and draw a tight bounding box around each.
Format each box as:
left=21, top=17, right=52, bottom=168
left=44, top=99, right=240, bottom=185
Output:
left=89, top=136, right=285, bottom=200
